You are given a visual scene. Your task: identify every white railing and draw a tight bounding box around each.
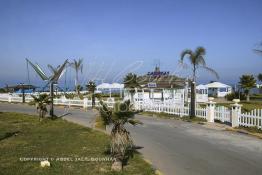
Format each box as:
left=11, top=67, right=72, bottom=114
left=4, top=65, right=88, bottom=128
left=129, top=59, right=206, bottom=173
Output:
left=215, top=106, right=231, bottom=123
left=0, top=94, right=115, bottom=109
left=239, top=109, right=262, bottom=129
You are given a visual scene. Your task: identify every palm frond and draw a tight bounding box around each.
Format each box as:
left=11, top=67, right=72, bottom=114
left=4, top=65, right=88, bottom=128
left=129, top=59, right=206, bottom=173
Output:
left=195, top=55, right=206, bottom=66
left=195, top=47, right=206, bottom=56
left=180, top=49, right=193, bottom=62
left=254, top=49, right=262, bottom=55
left=128, top=119, right=143, bottom=126
left=201, top=66, right=219, bottom=79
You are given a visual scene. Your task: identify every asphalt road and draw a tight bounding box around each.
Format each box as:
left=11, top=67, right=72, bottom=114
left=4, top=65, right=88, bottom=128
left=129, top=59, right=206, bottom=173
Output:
left=1, top=103, right=262, bottom=175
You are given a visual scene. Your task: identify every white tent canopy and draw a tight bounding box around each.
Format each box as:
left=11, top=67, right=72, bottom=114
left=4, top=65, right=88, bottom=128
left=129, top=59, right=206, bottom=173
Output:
left=206, top=82, right=231, bottom=88
left=97, top=83, right=124, bottom=89
left=196, top=84, right=208, bottom=90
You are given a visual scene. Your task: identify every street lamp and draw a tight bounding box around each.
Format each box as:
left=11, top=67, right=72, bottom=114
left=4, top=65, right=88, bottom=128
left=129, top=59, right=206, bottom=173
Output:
left=20, top=83, right=25, bottom=103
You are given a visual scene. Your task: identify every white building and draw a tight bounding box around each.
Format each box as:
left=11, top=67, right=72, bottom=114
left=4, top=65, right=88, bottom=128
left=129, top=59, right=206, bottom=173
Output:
left=124, top=67, right=187, bottom=106
left=206, top=82, right=232, bottom=97
left=195, top=84, right=209, bottom=102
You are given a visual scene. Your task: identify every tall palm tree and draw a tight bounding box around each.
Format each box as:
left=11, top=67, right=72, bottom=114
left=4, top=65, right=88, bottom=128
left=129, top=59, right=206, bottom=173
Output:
left=99, top=100, right=141, bottom=171
left=239, top=74, right=256, bottom=101
left=86, top=81, right=96, bottom=108
left=180, top=47, right=219, bottom=118
left=31, top=94, right=51, bottom=121
left=123, top=73, right=140, bottom=103
left=70, top=58, right=83, bottom=91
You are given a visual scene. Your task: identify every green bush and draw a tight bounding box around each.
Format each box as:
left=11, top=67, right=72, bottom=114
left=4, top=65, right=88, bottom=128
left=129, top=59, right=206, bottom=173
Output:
left=225, top=92, right=246, bottom=101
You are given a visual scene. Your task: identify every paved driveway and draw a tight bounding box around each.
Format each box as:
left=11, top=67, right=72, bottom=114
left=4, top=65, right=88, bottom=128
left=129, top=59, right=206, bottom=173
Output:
left=1, top=103, right=262, bottom=175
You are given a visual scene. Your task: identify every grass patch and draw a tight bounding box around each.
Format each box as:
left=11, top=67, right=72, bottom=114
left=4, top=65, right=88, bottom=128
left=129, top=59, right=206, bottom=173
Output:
left=217, top=101, right=262, bottom=113
left=139, top=111, right=180, bottom=119
left=139, top=111, right=207, bottom=124
left=95, top=115, right=106, bottom=130
left=0, top=112, right=155, bottom=175
left=180, top=116, right=207, bottom=124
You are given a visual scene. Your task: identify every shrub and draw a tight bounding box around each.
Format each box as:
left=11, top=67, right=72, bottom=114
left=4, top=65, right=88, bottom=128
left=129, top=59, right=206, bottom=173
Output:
left=225, top=92, right=246, bottom=101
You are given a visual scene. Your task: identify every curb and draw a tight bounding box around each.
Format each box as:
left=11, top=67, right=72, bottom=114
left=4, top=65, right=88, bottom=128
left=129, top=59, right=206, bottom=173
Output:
left=225, top=128, right=262, bottom=139
left=143, top=158, right=164, bottom=175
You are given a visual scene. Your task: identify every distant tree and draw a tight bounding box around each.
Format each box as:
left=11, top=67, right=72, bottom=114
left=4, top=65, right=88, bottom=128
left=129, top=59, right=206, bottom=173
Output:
left=70, top=59, right=84, bottom=92
left=31, top=94, right=51, bottom=121
left=239, top=75, right=256, bottom=101
left=0, top=88, right=6, bottom=93
left=180, top=46, right=219, bottom=118
left=123, top=73, right=140, bottom=103
left=86, top=81, right=96, bottom=108
left=99, top=100, right=141, bottom=171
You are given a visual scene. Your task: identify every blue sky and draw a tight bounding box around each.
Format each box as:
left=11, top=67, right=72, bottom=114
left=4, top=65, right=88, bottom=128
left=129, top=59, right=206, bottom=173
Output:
left=0, top=0, right=262, bottom=88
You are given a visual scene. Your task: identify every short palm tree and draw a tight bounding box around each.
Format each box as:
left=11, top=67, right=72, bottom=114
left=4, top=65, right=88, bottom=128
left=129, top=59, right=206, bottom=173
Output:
left=70, top=58, right=83, bottom=92
left=75, top=84, right=83, bottom=96
left=31, top=94, right=51, bottom=121
left=257, top=73, right=262, bottom=82
left=239, top=74, right=256, bottom=101
left=123, top=73, right=140, bottom=103
left=99, top=100, right=141, bottom=171
left=180, top=47, right=219, bottom=117
left=86, top=81, right=96, bottom=108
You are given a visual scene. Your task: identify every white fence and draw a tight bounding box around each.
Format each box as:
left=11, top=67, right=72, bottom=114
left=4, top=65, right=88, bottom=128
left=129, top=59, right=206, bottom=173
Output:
left=0, top=93, right=261, bottom=129
left=239, top=109, right=262, bottom=129
left=0, top=94, right=115, bottom=109
left=214, top=106, right=231, bottom=123
left=134, top=100, right=261, bottom=129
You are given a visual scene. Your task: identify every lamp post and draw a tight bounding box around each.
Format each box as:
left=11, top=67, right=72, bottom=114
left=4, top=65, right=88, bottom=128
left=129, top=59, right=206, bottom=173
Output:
left=20, top=83, right=25, bottom=103
left=49, top=82, right=54, bottom=117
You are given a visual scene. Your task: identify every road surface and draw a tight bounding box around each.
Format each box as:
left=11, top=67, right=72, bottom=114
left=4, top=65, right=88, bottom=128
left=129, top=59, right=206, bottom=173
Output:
left=0, top=103, right=262, bottom=175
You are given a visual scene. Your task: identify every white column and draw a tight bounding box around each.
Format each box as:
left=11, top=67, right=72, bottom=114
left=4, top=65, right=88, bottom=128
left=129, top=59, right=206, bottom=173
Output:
left=83, top=98, right=88, bottom=109
left=231, top=99, right=242, bottom=127
left=206, top=97, right=216, bottom=122
left=8, top=94, right=12, bottom=103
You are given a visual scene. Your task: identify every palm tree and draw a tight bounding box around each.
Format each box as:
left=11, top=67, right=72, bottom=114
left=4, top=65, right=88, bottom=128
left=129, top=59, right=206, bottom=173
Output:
left=180, top=47, right=219, bottom=118
left=239, top=75, right=256, bottom=101
left=31, top=94, right=51, bottom=121
left=75, top=84, right=83, bottom=96
left=123, top=73, right=140, bottom=103
left=70, top=58, right=83, bottom=92
left=99, top=100, right=141, bottom=171
left=86, top=81, right=96, bottom=108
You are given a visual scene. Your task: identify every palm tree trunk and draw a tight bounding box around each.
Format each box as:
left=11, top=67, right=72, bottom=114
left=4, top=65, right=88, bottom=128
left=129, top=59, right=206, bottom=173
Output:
left=75, top=69, right=79, bottom=91
left=190, top=81, right=196, bottom=118
left=190, top=67, right=196, bottom=118
left=92, top=93, right=95, bottom=108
